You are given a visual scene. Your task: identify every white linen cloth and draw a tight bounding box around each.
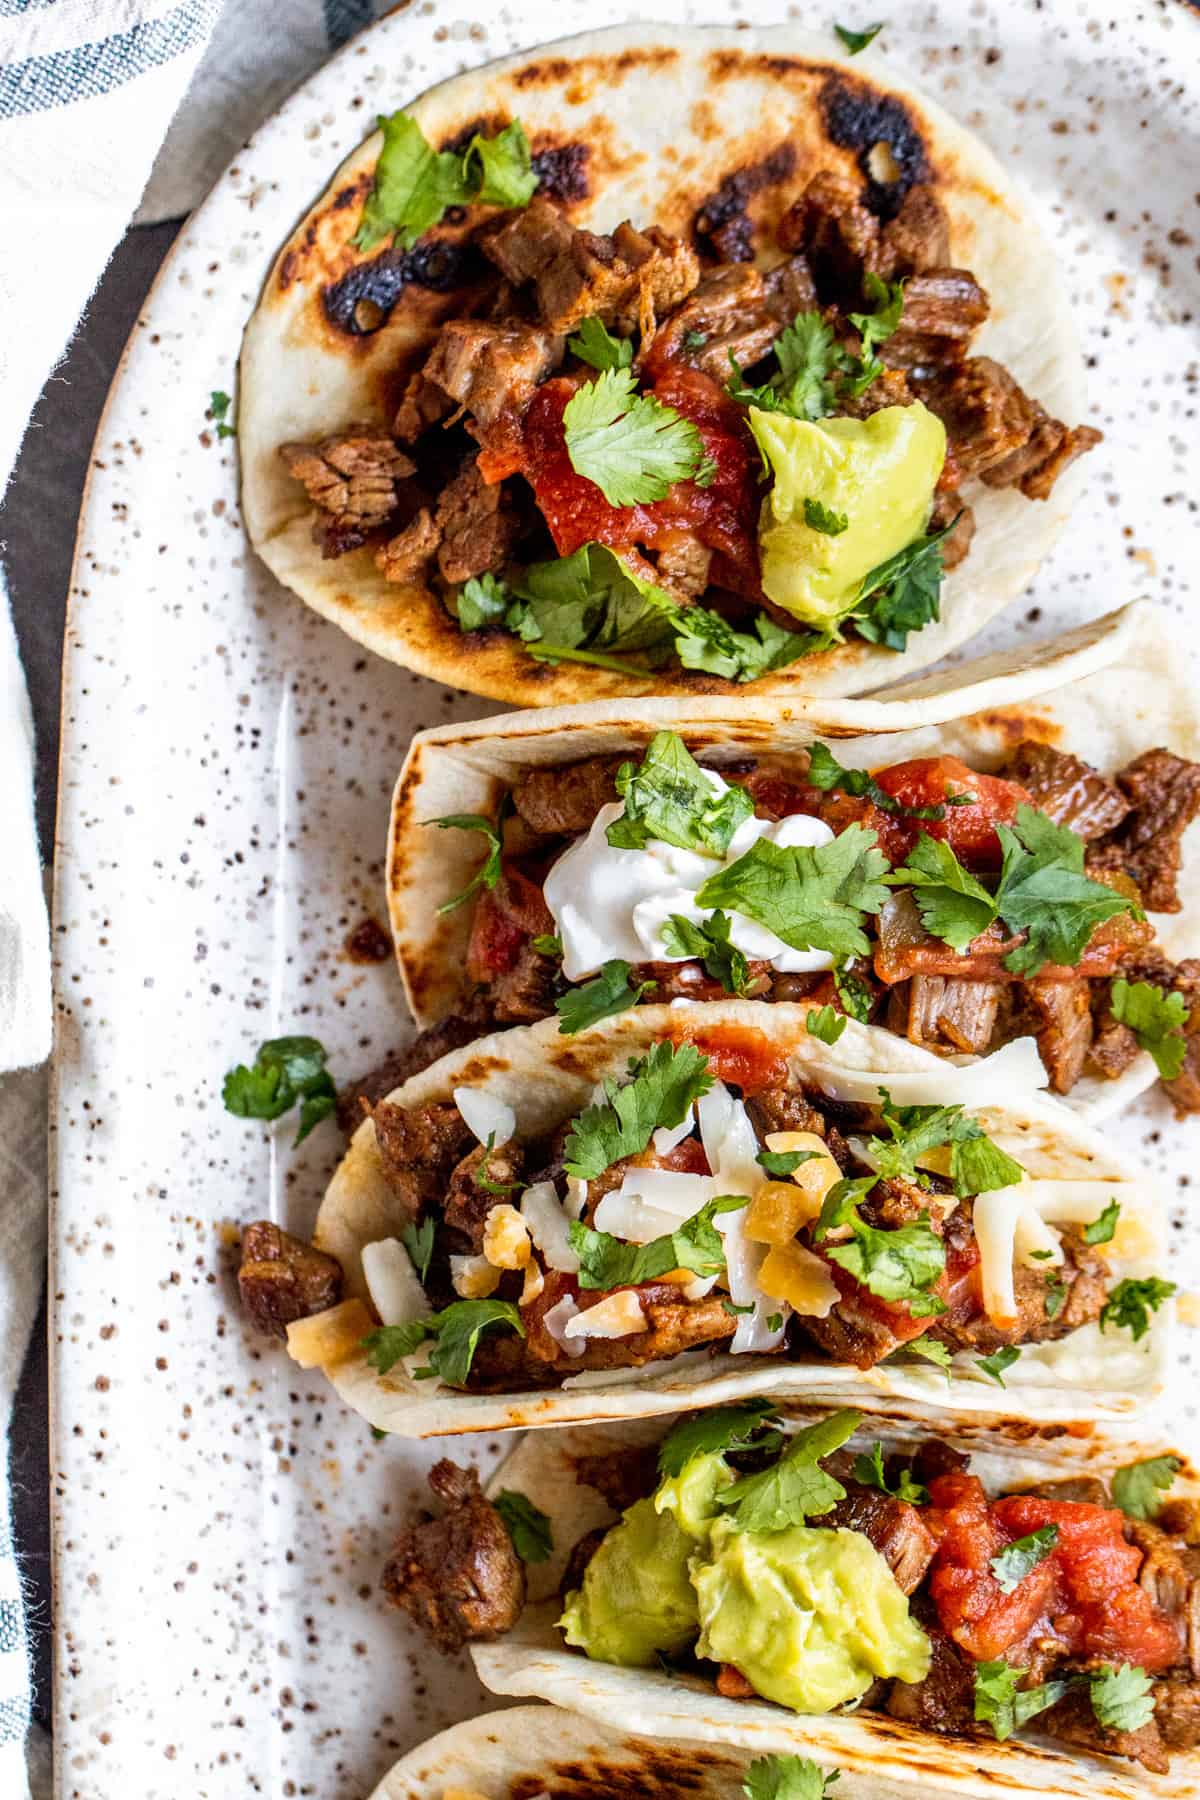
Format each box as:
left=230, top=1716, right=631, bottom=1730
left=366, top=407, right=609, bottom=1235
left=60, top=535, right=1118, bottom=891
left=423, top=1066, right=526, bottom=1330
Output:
left=0, top=5, right=385, bottom=1791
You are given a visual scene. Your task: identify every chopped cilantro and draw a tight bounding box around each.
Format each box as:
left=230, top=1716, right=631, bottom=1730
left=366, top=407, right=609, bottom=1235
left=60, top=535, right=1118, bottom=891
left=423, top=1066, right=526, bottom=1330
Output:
left=1083, top=1199, right=1121, bottom=1246
left=222, top=1034, right=336, bottom=1144
left=834, top=21, right=885, bottom=53
left=682, top=328, right=709, bottom=351
left=805, top=742, right=945, bottom=822
left=563, top=1040, right=714, bottom=1180
left=694, top=454, right=719, bottom=488
left=475, top=1131, right=521, bottom=1196
left=400, top=1217, right=435, bottom=1282
left=990, top=1525, right=1059, bottom=1594
left=995, top=807, right=1140, bottom=977
left=834, top=963, right=874, bottom=1022
left=209, top=389, right=235, bottom=439
left=660, top=911, right=752, bottom=996
left=354, top=111, right=535, bottom=251
left=766, top=1311, right=784, bottom=1332
left=363, top=1298, right=523, bottom=1386
left=1112, top=1454, right=1181, bottom=1521
left=1044, top=1274, right=1066, bottom=1319
left=568, top=315, right=634, bottom=372
left=757, top=1147, right=821, bottom=1178
left=569, top=1193, right=747, bottom=1290
left=532, top=933, right=563, bottom=958
left=842, top=273, right=905, bottom=398
left=563, top=366, right=708, bottom=507
left=456, top=571, right=511, bottom=630
left=976, top=1346, right=1020, bottom=1387
left=465, top=118, right=539, bottom=207
left=893, top=1334, right=954, bottom=1379
left=1100, top=1277, right=1176, bottom=1341
left=508, top=543, right=678, bottom=664
left=425, top=809, right=505, bottom=915
left=695, top=823, right=891, bottom=962
left=1089, top=1663, right=1156, bottom=1733
left=825, top=1207, right=946, bottom=1315
left=657, top=1400, right=780, bottom=1477
left=974, top=1660, right=1068, bottom=1740
left=853, top=514, right=958, bottom=652
left=554, top=960, right=656, bottom=1034
left=804, top=497, right=849, bottom=536
left=607, top=731, right=754, bottom=856
left=742, top=1753, right=839, bottom=1800
left=493, top=1489, right=553, bottom=1563
left=884, top=833, right=998, bottom=952
left=718, top=1411, right=861, bottom=1533
left=728, top=312, right=840, bottom=421
left=852, top=1441, right=928, bottom=1504
left=672, top=602, right=825, bottom=683
left=1110, top=977, right=1189, bottom=1079
left=806, top=1004, right=848, bottom=1044
left=868, top=1093, right=1024, bottom=1198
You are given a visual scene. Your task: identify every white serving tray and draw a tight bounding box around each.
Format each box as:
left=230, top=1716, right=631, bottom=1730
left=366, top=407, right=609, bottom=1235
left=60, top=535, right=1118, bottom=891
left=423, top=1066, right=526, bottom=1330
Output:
left=50, top=2, right=1200, bottom=1794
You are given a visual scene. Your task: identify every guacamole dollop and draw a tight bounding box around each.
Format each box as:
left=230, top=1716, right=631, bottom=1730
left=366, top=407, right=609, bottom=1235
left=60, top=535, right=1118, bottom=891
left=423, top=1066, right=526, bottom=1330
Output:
left=750, top=403, right=946, bottom=630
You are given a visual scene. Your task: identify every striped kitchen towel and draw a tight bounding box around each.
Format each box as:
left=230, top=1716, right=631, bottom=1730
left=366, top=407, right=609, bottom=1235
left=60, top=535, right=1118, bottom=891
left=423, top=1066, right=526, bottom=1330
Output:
left=0, top=6, right=388, bottom=1792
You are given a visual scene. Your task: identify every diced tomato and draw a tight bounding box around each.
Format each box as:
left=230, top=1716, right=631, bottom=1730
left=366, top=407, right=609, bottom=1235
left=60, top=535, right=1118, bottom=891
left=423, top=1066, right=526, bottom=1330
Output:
left=669, top=1024, right=789, bottom=1096
left=464, top=863, right=554, bottom=980
left=927, top=1474, right=1185, bottom=1672
left=519, top=365, right=763, bottom=598
left=866, top=757, right=1033, bottom=869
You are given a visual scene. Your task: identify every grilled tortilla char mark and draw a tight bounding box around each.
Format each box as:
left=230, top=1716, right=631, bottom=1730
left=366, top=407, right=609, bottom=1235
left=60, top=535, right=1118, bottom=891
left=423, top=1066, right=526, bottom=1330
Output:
left=237, top=1222, right=343, bottom=1338
left=382, top=1458, right=525, bottom=1653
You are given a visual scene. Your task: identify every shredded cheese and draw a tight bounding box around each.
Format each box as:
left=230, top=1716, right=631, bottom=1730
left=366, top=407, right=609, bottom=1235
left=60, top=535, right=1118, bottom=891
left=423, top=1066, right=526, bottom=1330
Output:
left=564, top=1290, right=647, bottom=1340
left=520, top=1180, right=580, bottom=1273
left=481, top=1203, right=531, bottom=1270
left=450, top=1253, right=501, bottom=1300
left=818, top=1036, right=1048, bottom=1109
left=542, top=1293, right=584, bottom=1355
left=361, top=1237, right=427, bottom=1326
left=285, top=1299, right=373, bottom=1371
left=452, top=1084, right=515, bottom=1147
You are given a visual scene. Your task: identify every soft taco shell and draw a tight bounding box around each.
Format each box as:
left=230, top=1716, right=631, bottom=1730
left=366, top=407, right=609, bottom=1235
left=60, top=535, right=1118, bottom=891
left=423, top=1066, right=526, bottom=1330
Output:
left=470, top=1418, right=1200, bottom=1800
left=386, top=600, right=1198, bottom=1123
left=313, top=999, right=1166, bottom=1437
left=239, top=22, right=1088, bottom=703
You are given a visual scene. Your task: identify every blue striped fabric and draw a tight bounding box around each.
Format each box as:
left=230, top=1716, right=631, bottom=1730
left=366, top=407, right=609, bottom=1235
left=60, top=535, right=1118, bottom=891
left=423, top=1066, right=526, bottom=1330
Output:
left=0, top=0, right=221, bottom=116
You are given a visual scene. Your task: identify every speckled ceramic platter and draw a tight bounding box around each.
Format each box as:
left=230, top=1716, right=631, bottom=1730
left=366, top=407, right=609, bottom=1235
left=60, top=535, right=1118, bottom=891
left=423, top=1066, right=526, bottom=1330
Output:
left=51, top=4, right=1200, bottom=1797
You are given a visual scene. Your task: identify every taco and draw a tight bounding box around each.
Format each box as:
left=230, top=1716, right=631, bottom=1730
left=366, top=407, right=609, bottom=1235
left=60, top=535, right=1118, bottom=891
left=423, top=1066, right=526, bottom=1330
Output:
left=379, top=1412, right=1200, bottom=1798
left=384, top=602, right=1200, bottom=1124
left=236, top=998, right=1171, bottom=1435
left=239, top=23, right=1101, bottom=704
left=367, top=1704, right=854, bottom=1800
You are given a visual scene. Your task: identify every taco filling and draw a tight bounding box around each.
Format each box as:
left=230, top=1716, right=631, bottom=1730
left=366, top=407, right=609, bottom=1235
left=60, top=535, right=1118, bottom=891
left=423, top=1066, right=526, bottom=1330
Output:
left=237, top=1025, right=1170, bottom=1388
left=384, top=1412, right=1200, bottom=1775
left=428, top=730, right=1200, bottom=1110
left=274, top=109, right=1100, bottom=682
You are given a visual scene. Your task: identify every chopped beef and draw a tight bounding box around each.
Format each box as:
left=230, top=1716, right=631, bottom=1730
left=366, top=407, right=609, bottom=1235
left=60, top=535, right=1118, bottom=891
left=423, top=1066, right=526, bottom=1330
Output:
left=1026, top=975, right=1094, bottom=1094
left=746, top=1088, right=828, bottom=1140
left=835, top=365, right=915, bottom=421
left=434, top=458, right=520, bottom=585
left=1087, top=1001, right=1142, bottom=1082
left=634, top=957, right=772, bottom=1004
left=1127, top=1518, right=1193, bottom=1620
left=376, top=506, right=441, bottom=583
left=394, top=369, right=454, bottom=443
left=1113, top=748, right=1200, bottom=913
left=778, top=170, right=882, bottom=303
left=896, top=974, right=1002, bottom=1055
left=1042, top=1686, right=1168, bottom=1774
left=655, top=531, right=713, bottom=600
left=910, top=1440, right=968, bottom=1485
left=524, top=1277, right=735, bottom=1372
left=381, top=1459, right=525, bottom=1653
left=572, top=1444, right=660, bottom=1512
left=336, top=1012, right=492, bottom=1133
left=882, top=269, right=989, bottom=371
left=922, top=357, right=1037, bottom=482
left=483, top=196, right=699, bottom=336
left=1155, top=1675, right=1200, bottom=1750
left=819, top=1471, right=937, bottom=1593
left=877, top=186, right=952, bottom=276
left=794, top=1295, right=908, bottom=1370
left=1015, top=1477, right=1111, bottom=1506
left=370, top=1100, right=474, bottom=1224
left=763, top=252, right=819, bottom=318
left=237, top=1221, right=343, bottom=1339
left=998, top=742, right=1131, bottom=839
left=931, top=1228, right=1107, bottom=1355
left=886, top=1596, right=977, bottom=1734
left=928, top=489, right=975, bottom=569
left=561, top=1527, right=606, bottom=1598
left=279, top=427, right=416, bottom=556
left=1162, top=1499, right=1200, bottom=1547
left=422, top=319, right=563, bottom=426
left=489, top=937, right=560, bottom=1024
left=511, top=756, right=624, bottom=837
left=980, top=404, right=1103, bottom=500
left=648, top=264, right=782, bottom=384
left=443, top=1139, right=526, bottom=1252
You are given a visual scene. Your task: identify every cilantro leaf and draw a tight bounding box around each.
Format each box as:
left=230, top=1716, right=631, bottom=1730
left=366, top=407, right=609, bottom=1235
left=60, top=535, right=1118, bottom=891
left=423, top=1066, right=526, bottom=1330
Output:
left=563, top=366, right=707, bottom=507
left=657, top=1400, right=781, bottom=1477
left=974, top=1660, right=1069, bottom=1740
left=976, top=1346, right=1020, bottom=1387
left=1112, top=1454, right=1181, bottom=1521
left=510, top=543, right=678, bottom=662
left=464, top=119, right=537, bottom=208
left=834, top=963, right=874, bottom=1022
left=853, top=516, right=957, bottom=652
left=569, top=1194, right=747, bottom=1290
left=993, top=806, right=1138, bottom=977
left=990, top=1524, right=1059, bottom=1594
left=757, top=1148, right=821, bottom=1177
left=730, top=312, right=841, bottom=421
left=222, top=1034, right=337, bottom=1145
left=806, top=1004, right=847, bottom=1044
left=426, top=810, right=504, bottom=914
left=493, top=1489, right=553, bottom=1563
left=1100, top=1277, right=1176, bottom=1342
left=852, top=1441, right=928, bottom=1505
left=673, top=603, right=825, bottom=683
left=364, top=1299, right=524, bottom=1386
left=868, top=1095, right=1024, bottom=1198
left=1083, top=1199, right=1121, bottom=1246
left=1044, top=1275, right=1066, bottom=1320
left=607, top=731, right=754, bottom=856
left=826, top=1211, right=946, bottom=1314
left=718, top=1410, right=861, bottom=1533
left=885, top=834, right=998, bottom=952
left=456, top=571, right=511, bottom=630
left=1089, top=1664, right=1156, bottom=1733
left=804, top=497, right=849, bottom=536
left=568, top=316, right=634, bottom=372
left=555, top=960, right=655, bottom=1034
left=1110, top=977, right=1189, bottom=1080
left=208, top=389, right=235, bottom=439
left=533, top=934, right=563, bottom=957
left=897, top=1333, right=954, bottom=1375
left=563, top=1040, right=714, bottom=1181
left=354, top=111, right=534, bottom=251
left=842, top=272, right=905, bottom=398
left=660, top=911, right=752, bottom=996
left=695, top=823, right=890, bottom=961
left=401, top=1218, right=435, bottom=1282
left=743, top=1753, right=839, bottom=1800
left=834, top=21, right=885, bottom=53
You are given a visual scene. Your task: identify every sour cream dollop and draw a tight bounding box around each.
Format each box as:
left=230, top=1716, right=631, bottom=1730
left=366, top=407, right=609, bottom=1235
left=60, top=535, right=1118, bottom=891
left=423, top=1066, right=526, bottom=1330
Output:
left=542, top=772, right=836, bottom=982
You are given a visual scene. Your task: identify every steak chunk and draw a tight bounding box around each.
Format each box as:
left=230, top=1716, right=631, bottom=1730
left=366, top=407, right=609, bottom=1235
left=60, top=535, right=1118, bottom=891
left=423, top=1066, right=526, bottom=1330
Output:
left=896, top=974, right=1002, bottom=1056
left=382, top=1459, right=525, bottom=1653
left=794, top=1295, right=907, bottom=1370
left=980, top=404, right=1102, bottom=500
left=489, top=937, right=560, bottom=1024
left=572, top=1444, right=660, bottom=1512
left=336, top=1013, right=492, bottom=1133
left=998, top=742, right=1131, bottom=839
left=512, top=755, right=624, bottom=837
left=237, top=1221, right=343, bottom=1338
left=434, top=458, right=520, bottom=585
left=394, top=369, right=454, bottom=443
left=1042, top=1686, right=1168, bottom=1773
left=279, top=427, right=415, bottom=556
left=1114, top=748, right=1200, bottom=913
left=444, top=1139, right=526, bottom=1253
left=648, top=263, right=783, bottom=384
left=819, top=1473, right=937, bottom=1594
left=655, top=531, right=713, bottom=600
left=928, top=488, right=975, bottom=569
left=878, top=186, right=952, bottom=276
left=422, top=319, right=563, bottom=426
left=370, top=1100, right=474, bottom=1224
left=778, top=170, right=881, bottom=302
left=1015, top=1477, right=1110, bottom=1505
left=1155, top=1675, right=1200, bottom=1751
left=886, top=1599, right=977, bottom=1734
left=376, top=506, right=440, bottom=584
left=883, top=269, right=989, bottom=371
left=932, top=1228, right=1107, bottom=1356
left=923, top=357, right=1037, bottom=482
left=746, top=1088, right=829, bottom=1141
left=1026, top=975, right=1094, bottom=1095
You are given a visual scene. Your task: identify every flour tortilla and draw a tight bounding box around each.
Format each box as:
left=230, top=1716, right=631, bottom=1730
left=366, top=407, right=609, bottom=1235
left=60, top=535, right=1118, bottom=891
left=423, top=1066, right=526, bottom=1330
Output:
left=313, top=998, right=1167, bottom=1438
left=470, top=1419, right=1200, bottom=1800
left=387, top=599, right=1199, bottom=1123
left=239, top=22, right=1090, bottom=704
